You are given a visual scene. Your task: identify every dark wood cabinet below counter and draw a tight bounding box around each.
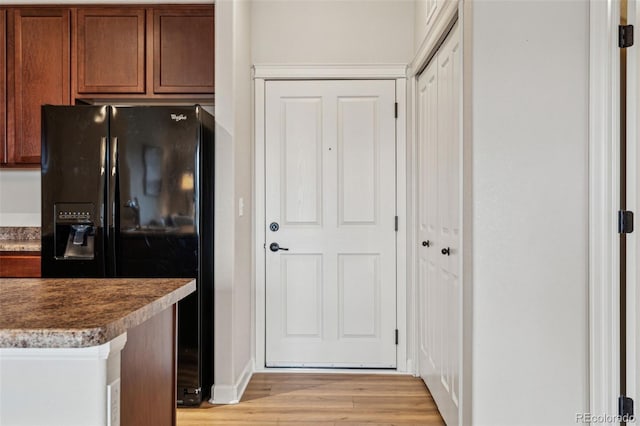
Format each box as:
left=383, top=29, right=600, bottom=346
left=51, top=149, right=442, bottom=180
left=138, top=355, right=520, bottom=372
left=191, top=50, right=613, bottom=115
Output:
left=0, top=252, right=41, bottom=277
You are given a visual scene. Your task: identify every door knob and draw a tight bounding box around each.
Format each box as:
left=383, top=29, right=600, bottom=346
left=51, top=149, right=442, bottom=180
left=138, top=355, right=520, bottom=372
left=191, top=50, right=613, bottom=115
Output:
left=422, top=240, right=431, bottom=247
left=441, top=247, right=450, bottom=256
left=270, top=242, right=289, bottom=252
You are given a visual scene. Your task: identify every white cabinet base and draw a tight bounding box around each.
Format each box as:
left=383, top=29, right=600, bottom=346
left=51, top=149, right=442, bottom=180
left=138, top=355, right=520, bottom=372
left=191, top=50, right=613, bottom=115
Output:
left=0, top=333, right=127, bottom=426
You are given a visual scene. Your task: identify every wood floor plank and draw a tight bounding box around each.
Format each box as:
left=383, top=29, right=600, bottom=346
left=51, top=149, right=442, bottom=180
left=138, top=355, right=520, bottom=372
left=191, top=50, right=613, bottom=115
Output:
left=177, top=373, right=445, bottom=425
left=352, top=396, right=436, bottom=409
left=234, top=396, right=354, bottom=408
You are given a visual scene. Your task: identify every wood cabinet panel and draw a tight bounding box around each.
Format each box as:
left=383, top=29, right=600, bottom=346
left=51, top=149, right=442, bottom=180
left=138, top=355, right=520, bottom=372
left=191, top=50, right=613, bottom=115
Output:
left=77, top=8, right=146, bottom=94
left=7, top=8, right=70, bottom=166
left=121, top=306, right=176, bottom=426
left=153, top=6, right=214, bottom=94
left=0, top=10, right=6, bottom=165
left=0, top=253, right=41, bottom=277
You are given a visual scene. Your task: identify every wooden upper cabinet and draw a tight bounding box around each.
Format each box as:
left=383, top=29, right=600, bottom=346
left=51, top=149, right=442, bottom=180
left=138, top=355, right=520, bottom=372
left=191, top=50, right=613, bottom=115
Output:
left=153, top=6, right=214, bottom=94
left=77, top=8, right=146, bottom=94
left=7, top=8, right=70, bottom=166
left=0, top=10, right=7, bottom=165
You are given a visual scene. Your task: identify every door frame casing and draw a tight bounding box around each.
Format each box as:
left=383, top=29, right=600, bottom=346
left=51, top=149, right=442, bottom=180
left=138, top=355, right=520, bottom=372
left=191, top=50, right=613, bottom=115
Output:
left=252, top=65, right=408, bottom=372
left=628, top=0, right=639, bottom=413
left=589, top=0, right=622, bottom=418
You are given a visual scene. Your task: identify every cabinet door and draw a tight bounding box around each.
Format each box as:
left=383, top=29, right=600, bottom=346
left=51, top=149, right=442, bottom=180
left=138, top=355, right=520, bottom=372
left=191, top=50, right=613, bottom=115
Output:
left=0, top=253, right=41, bottom=277
left=77, top=8, right=145, bottom=94
left=0, top=10, right=6, bottom=165
left=153, top=6, right=214, bottom=94
left=7, top=8, right=70, bottom=166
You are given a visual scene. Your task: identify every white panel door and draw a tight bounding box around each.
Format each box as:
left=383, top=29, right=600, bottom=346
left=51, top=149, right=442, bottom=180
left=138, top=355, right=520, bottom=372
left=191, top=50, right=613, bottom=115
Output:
left=418, top=57, right=440, bottom=384
left=265, top=80, right=397, bottom=368
left=417, top=23, right=461, bottom=425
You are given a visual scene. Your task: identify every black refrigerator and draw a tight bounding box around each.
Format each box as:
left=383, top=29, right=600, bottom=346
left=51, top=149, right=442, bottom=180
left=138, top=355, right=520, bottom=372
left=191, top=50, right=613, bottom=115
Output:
left=41, top=105, right=214, bottom=406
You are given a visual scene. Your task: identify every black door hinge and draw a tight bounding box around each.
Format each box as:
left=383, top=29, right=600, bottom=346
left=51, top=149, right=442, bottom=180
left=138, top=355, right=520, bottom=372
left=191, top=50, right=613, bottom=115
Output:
left=620, top=25, right=634, bottom=48
left=394, top=102, right=398, bottom=118
left=395, top=329, right=399, bottom=345
left=619, top=395, right=634, bottom=417
left=619, top=210, right=634, bottom=234
left=394, top=216, right=398, bottom=231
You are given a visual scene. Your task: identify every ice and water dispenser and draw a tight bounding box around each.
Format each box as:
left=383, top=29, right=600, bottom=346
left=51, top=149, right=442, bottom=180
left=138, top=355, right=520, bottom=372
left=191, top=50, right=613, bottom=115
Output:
left=54, top=203, right=95, bottom=260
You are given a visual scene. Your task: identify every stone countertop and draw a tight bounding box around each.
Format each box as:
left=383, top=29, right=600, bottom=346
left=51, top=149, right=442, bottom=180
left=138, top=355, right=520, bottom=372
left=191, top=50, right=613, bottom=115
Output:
left=0, top=278, right=195, bottom=348
left=0, top=240, right=40, bottom=252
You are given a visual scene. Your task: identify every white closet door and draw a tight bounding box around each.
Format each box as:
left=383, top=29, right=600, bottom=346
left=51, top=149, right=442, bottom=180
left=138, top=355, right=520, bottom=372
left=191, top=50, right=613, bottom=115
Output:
left=265, top=80, right=397, bottom=368
left=417, top=22, right=461, bottom=425
left=418, top=58, right=440, bottom=381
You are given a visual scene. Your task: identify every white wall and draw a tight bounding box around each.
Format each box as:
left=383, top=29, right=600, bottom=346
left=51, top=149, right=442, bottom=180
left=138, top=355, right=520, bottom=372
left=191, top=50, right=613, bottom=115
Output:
left=466, top=1, right=589, bottom=424
left=213, top=0, right=253, bottom=403
left=0, top=170, right=40, bottom=226
left=414, top=0, right=429, bottom=50
left=231, top=0, right=253, bottom=386
left=252, top=0, right=414, bottom=64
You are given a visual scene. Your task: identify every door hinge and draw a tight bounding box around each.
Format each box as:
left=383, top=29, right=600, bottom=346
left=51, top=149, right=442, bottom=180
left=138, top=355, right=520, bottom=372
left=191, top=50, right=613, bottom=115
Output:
left=620, top=25, right=634, bottom=48
left=619, top=210, right=634, bottom=234
left=394, top=102, right=398, bottom=118
left=395, top=329, right=398, bottom=345
left=619, top=395, right=634, bottom=418
left=394, top=216, right=398, bottom=231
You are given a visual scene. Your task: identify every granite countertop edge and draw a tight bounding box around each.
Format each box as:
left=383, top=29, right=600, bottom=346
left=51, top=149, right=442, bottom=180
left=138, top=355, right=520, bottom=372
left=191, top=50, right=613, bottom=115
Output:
left=0, top=279, right=196, bottom=349
left=0, top=240, right=41, bottom=252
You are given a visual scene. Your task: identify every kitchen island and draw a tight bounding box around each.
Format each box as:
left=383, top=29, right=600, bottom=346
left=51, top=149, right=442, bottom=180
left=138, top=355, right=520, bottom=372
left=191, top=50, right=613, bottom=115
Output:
left=0, top=278, right=195, bottom=426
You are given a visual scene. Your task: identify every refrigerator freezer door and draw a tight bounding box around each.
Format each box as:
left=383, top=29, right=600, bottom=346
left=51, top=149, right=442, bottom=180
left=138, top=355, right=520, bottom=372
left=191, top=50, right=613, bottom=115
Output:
left=41, top=105, right=109, bottom=277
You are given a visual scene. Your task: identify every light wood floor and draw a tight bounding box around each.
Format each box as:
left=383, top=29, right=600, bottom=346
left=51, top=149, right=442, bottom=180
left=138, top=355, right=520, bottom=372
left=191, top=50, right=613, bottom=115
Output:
left=177, top=373, right=445, bottom=425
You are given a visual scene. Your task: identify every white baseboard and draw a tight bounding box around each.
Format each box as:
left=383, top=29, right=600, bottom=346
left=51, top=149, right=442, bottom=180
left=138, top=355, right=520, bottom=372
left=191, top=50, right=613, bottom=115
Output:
left=406, top=358, right=414, bottom=375
left=252, top=367, right=413, bottom=375
left=210, top=358, right=254, bottom=405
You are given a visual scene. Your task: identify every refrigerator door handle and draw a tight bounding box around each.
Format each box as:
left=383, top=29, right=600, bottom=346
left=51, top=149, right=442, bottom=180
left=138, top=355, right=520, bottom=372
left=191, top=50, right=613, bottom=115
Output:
left=100, top=136, right=107, bottom=233
left=100, top=137, right=107, bottom=179
left=109, top=137, right=118, bottom=227
left=108, top=136, right=119, bottom=276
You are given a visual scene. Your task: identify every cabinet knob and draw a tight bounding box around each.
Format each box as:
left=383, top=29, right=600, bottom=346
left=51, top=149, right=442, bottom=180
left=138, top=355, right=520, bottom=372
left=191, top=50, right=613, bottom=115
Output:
left=441, top=247, right=450, bottom=256
left=422, top=240, right=431, bottom=247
